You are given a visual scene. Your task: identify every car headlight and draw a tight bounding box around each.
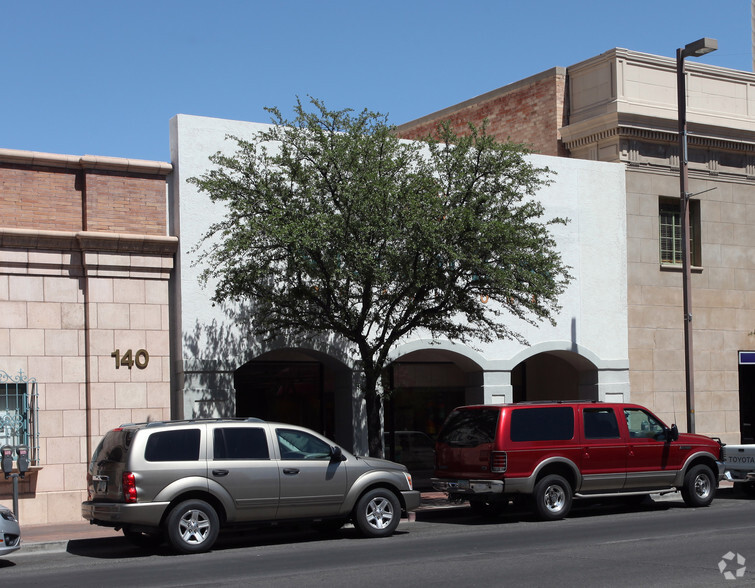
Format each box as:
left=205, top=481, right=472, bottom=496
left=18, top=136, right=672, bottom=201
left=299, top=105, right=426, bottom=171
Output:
left=0, top=509, right=17, bottom=522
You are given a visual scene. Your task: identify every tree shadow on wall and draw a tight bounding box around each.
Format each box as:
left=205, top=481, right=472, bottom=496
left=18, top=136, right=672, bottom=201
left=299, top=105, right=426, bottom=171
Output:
left=181, top=300, right=353, bottom=420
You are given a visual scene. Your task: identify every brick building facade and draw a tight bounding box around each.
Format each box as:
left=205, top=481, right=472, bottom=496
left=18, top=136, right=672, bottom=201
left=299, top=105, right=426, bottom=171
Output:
left=0, top=149, right=175, bottom=524
left=397, top=68, right=568, bottom=157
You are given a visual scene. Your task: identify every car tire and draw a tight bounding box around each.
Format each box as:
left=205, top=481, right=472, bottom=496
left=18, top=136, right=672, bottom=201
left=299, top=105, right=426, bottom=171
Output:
left=681, top=464, right=715, bottom=507
left=123, top=529, right=163, bottom=549
left=533, top=474, right=572, bottom=521
left=353, top=488, right=401, bottom=538
left=165, top=499, right=220, bottom=554
left=469, top=498, right=508, bottom=518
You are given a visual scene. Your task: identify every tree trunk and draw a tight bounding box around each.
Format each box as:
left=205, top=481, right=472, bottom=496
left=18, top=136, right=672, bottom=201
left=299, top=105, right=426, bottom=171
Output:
left=363, top=375, right=384, bottom=458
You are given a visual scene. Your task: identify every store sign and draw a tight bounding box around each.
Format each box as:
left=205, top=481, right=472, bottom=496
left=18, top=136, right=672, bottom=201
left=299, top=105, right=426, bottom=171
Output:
left=739, top=351, right=755, bottom=365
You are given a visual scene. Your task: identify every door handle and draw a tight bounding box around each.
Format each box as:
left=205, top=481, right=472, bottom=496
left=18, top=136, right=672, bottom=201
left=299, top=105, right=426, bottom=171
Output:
left=283, top=468, right=300, bottom=475
left=212, top=469, right=229, bottom=477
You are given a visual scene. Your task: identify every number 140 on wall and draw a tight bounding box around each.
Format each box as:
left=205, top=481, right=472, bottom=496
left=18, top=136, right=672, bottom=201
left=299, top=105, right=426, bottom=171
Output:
left=111, top=349, right=150, bottom=370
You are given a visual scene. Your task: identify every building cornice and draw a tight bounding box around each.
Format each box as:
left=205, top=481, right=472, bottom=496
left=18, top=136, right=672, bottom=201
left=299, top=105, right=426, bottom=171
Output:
left=0, top=227, right=178, bottom=255
left=0, top=148, right=172, bottom=176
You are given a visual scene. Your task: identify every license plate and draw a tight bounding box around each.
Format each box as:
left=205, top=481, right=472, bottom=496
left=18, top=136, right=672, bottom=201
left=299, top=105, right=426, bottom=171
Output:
left=92, top=475, right=108, bottom=493
left=457, top=480, right=470, bottom=489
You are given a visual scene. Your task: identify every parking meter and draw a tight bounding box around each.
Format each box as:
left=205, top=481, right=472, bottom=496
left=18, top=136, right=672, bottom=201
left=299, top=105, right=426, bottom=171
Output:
left=16, top=445, right=29, bottom=478
left=1, top=446, right=13, bottom=478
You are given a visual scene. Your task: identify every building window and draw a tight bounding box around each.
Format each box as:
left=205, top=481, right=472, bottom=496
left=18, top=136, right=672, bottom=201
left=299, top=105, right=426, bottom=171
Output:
left=0, top=370, right=39, bottom=465
left=659, top=197, right=700, bottom=266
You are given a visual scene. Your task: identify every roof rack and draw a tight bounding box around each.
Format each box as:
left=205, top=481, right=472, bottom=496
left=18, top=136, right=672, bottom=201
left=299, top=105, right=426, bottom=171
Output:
left=514, top=400, right=601, bottom=405
left=119, top=417, right=266, bottom=428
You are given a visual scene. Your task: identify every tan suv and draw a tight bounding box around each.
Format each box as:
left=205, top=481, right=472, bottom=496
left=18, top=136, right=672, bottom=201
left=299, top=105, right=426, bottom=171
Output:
left=82, top=418, right=420, bottom=553
left=433, top=401, right=724, bottom=520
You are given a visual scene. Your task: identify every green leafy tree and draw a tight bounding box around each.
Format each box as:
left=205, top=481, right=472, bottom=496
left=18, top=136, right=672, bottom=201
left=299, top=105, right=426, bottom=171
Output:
left=190, top=97, right=571, bottom=457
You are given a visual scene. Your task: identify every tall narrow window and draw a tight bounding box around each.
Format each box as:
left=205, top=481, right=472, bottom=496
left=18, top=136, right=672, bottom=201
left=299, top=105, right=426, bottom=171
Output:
left=659, top=197, right=700, bottom=266
left=0, top=370, right=39, bottom=465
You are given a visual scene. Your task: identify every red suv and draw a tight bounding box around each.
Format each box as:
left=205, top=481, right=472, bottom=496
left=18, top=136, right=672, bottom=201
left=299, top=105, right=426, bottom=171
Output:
left=432, top=401, right=724, bottom=520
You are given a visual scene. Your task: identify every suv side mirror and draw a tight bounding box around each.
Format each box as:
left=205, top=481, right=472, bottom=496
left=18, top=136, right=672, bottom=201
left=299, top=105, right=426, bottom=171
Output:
left=330, top=446, right=347, bottom=462
left=668, top=424, right=679, bottom=442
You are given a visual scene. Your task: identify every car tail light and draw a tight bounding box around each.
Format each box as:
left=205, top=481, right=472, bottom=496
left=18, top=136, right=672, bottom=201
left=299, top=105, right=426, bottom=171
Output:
left=491, top=451, right=507, bottom=473
left=122, top=472, right=137, bottom=503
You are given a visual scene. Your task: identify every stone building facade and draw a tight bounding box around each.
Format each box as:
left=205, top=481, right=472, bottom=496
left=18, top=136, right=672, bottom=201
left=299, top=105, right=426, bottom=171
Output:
left=0, top=149, right=175, bottom=524
left=398, top=48, right=755, bottom=443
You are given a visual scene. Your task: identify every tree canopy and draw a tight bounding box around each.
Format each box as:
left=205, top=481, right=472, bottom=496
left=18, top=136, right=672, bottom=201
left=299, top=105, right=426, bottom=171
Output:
left=190, top=97, right=571, bottom=456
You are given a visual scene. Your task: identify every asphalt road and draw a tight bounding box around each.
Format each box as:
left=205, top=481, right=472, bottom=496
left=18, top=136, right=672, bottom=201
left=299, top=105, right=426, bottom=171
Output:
left=3, top=489, right=755, bottom=587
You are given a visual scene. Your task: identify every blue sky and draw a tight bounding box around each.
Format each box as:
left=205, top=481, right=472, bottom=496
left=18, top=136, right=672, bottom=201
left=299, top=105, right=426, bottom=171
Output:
left=2, top=1, right=752, bottom=162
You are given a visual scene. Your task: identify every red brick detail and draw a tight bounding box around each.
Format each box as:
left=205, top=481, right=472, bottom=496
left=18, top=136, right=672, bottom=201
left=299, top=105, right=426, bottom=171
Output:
left=85, top=172, right=166, bottom=235
left=0, top=163, right=167, bottom=235
left=397, top=73, right=568, bottom=158
left=0, top=165, right=83, bottom=231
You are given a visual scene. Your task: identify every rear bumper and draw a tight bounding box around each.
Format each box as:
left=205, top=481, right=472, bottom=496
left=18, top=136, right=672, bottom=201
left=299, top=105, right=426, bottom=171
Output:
left=432, top=478, right=504, bottom=495
left=81, top=501, right=169, bottom=528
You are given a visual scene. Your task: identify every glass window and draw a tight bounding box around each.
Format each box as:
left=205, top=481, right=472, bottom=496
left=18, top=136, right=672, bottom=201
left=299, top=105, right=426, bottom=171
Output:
left=0, top=370, right=39, bottom=465
left=276, top=428, right=332, bottom=460
left=624, top=408, right=665, bottom=439
left=145, top=429, right=201, bottom=462
left=659, top=197, right=700, bottom=266
left=583, top=408, right=620, bottom=439
left=214, top=427, right=269, bottom=460
left=510, top=407, right=574, bottom=442
left=437, top=409, right=499, bottom=448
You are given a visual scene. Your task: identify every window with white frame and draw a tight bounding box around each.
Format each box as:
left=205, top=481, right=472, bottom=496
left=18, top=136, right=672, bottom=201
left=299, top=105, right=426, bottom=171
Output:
left=0, top=370, right=38, bottom=465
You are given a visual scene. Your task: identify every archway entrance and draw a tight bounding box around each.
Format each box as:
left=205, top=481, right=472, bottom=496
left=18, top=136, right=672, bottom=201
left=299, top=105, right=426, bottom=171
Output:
left=383, top=349, right=482, bottom=488
left=511, top=350, right=598, bottom=402
left=234, top=349, right=351, bottom=448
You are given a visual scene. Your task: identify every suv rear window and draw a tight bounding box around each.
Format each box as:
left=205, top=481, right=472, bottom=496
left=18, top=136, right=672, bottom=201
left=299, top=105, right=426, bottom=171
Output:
left=437, top=409, right=499, bottom=448
left=145, top=429, right=201, bottom=462
left=91, top=429, right=135, bottom=467
left=510, top=407, right=574, bottom=442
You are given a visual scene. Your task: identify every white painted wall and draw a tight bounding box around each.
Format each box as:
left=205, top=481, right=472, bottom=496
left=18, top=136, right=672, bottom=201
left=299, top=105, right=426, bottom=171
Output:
left=170, top=114, right=629, bottom=415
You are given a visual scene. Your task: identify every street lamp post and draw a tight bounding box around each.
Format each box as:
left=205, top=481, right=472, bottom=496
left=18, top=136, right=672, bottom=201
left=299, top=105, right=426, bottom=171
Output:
left=676, top=37, right=717, bottom=434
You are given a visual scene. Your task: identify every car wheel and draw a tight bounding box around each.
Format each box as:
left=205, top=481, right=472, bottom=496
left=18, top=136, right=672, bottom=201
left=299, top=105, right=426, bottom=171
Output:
left=123, top=529, right=163, bottom=549
left=165, top=499, right=220, bottom=554
left=469, top=498, right=508, bottom=517
left=353, top=488, right=401, bottom=538
left=533, top=474, right=572, bottom=521
left=681, top=464, right=715, bottom=507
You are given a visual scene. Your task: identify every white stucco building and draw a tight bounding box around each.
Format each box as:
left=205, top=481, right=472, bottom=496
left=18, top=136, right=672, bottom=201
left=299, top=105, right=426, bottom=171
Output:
left=169, top=114, right=628, bottom=455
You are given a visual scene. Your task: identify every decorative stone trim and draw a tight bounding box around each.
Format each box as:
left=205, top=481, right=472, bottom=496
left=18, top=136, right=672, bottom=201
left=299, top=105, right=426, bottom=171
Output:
left=0, top=148, right=172, bottom=176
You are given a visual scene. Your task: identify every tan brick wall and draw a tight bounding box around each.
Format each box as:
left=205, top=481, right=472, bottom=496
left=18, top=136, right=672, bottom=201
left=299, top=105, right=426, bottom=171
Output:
left=396, top=69, right=568, bottom=157
left=0, top=239, right=175, bottom=524
left=0, top=150, right=174, bottom=524
left=626, top=168, right=755, bottom=442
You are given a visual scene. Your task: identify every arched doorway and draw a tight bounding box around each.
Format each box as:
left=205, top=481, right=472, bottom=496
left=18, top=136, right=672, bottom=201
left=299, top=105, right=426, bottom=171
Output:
left=511, top=350, right=598, bottom=402
left=233, top=349, right=352, bottom=449
left=383, top=348, right=482, bottom=488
